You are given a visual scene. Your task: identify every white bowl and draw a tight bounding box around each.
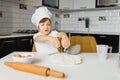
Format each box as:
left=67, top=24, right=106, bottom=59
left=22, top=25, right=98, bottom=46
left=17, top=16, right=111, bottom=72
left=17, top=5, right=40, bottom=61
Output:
left=12, top=53, right=34, bottom=64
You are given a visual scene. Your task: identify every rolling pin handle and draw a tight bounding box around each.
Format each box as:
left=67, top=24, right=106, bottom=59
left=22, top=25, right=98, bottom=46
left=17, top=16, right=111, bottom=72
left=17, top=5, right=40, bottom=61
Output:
left=47, top=70, right=65, bottom=78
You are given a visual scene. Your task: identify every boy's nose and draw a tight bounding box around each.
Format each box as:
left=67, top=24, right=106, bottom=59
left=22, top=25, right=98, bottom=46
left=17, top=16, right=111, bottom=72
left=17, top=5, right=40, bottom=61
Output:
left=44, top=25, right=48, bottom=28
left=45, top=25, right=49, bottom=28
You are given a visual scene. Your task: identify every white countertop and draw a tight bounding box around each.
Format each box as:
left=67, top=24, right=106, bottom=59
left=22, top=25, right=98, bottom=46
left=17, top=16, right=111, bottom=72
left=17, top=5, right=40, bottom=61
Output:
left=0, top=33, right=34, bottom=38
left=1, top=31, right=119, bottom=39
left=61, top=30, right=120, bottom=35
left=0, top=52, right=120, bottom=80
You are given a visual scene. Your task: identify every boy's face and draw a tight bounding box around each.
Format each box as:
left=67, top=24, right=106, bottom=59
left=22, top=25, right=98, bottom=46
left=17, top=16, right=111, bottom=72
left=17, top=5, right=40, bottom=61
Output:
left=38, top=19, right=51, bottom=35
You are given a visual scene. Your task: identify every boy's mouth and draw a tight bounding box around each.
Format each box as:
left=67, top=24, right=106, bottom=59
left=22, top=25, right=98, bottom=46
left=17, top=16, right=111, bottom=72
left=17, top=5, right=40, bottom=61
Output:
left=45, top=30, right=48, bottom=32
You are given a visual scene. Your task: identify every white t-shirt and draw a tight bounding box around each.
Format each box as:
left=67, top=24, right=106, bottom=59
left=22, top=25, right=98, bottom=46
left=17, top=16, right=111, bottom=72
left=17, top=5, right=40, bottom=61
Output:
left=33, top=30, right=58, bottom=54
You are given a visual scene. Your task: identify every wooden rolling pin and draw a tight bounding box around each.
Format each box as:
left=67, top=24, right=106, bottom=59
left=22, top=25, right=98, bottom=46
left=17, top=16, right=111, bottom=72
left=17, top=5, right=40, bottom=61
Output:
left=4, top=62, right=65, bottom=78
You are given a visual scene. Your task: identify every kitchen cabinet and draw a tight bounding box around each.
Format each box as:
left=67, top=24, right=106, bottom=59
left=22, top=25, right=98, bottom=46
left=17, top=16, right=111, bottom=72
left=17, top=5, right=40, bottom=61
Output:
left=59, top=0, right=74, bottom=9
left=90, top=34, right=119, bottom=53
left=0, top=38, right=17, bottom=58
left=70, top=33, right=89, bottom=36
left=70, top=33, right=119, bottom=53
left=17, top=36, right=33, bottom=51
left=59, top=0, right=95, bottom=10
left=74, top=0, right=95, bottom=9
left=42, top=0, right=59, bottom=9
left=0, top=36, right=33, bottom=58
left=24, top=0, right=42, bottom=6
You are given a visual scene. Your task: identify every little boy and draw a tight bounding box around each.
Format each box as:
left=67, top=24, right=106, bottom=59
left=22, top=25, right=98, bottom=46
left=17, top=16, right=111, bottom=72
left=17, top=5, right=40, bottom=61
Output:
left=31, top=7, right=70, bottom=54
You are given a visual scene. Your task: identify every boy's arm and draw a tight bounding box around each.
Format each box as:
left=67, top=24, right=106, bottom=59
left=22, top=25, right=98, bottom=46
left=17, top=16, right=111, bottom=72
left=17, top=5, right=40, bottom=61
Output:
left=57, top=32, right=70, bottom=48
left=34, top=35, right=60, bottom=48
left=57, top=32, right=67, bottom=39
left=34, top=35, right=50, bottom=42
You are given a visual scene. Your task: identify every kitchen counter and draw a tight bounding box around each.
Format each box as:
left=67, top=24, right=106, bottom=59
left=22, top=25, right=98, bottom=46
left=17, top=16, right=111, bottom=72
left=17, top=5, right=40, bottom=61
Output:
left=61, top=30, right=120, bottom=35
left=0, top=33, right=34, bottom=39
left=0, top=52, right=120, bottom=80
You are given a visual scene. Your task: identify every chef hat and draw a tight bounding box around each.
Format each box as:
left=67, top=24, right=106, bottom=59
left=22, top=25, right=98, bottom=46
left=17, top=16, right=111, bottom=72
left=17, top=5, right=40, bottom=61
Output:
left=31, top=7, right=52, bottom=27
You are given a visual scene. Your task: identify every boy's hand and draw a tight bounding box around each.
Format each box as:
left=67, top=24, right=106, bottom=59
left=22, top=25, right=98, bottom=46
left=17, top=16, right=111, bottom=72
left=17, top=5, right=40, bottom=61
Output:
left=61, top=36, right=70, bottom=49
left=57, top=32, right=70, bottom=49
left=49, top=37, right=60, bottom=48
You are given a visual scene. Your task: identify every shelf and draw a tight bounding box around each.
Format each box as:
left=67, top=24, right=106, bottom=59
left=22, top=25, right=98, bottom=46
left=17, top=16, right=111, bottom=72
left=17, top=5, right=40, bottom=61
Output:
left=34, top=5, right=120, bottom=13
left=60, top=7, right=120, bottom=12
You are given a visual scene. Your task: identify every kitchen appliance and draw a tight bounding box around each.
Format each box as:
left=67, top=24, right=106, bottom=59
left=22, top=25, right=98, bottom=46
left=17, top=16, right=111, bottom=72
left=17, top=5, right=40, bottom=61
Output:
left=96, top=0, right=120, bottom=7
left=85, top=18, right=90, bottom=29
left=14, top=30, right=38, bottom=34
left=42, top=0, right=59, bottom=9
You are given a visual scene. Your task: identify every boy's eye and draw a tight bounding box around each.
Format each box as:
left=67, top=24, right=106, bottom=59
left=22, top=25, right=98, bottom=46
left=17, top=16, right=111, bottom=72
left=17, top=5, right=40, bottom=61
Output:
left=41, top=24, right=44, bottom=26
left=47, top=23, right=50, bottom=26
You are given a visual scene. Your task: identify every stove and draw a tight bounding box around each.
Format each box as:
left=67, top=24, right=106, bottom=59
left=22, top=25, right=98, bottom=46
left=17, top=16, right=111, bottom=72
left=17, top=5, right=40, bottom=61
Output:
left=14, top=30, right=38, bottom=34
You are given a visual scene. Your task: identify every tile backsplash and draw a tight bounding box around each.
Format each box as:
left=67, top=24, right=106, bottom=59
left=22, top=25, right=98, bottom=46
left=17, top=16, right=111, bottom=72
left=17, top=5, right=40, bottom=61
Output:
left=0, top=0, right=59, bottom=33
left=0, top=0, right=120, bottom=34
left=0, top=0, right=37, bottom=33
left=60, top=10, right=120, bottom=33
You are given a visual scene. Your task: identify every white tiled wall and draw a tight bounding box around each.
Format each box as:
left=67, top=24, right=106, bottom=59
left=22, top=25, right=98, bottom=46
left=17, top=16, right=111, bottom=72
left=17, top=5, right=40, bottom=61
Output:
left=1, top=0, right=120, bottom=34
left=60, top=9, right=120, bottom=33
left=0, top=0, right=59, bottom=34
left=0, top=0, right=36, bottom=33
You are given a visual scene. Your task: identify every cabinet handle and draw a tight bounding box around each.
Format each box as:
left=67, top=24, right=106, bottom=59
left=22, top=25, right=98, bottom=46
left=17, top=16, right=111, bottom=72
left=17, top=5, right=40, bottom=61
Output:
left=3, top=40, right=14, bottom=43
left=30, top=39, right=33, bottom=45
left=20, top=39, right=29, bottom=41
left=99, top=36, right=107, bottom=38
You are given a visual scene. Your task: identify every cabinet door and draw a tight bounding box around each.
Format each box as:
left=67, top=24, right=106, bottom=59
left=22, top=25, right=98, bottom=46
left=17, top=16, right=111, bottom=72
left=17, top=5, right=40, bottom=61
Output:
left=0, top=38, right=17, bottom=58
left=74, top=0, right=95, bottom=9
left=17, top=36, right=33, bottom=51
left=90, top=34, right=119, bottom=53
left=71, top=33, right=89, bottom=36
left=59, top=0, right=74, bottom=9
left=33, top=0, right=42, bottom=6
left=25, top=0, right=42, bottom=6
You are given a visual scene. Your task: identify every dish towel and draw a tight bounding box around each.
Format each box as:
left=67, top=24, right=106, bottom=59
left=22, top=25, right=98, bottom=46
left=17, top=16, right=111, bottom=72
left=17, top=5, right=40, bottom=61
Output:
left=65, top=44, right=80, bottom=55
left=48, top=53, right=82, bottom=65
